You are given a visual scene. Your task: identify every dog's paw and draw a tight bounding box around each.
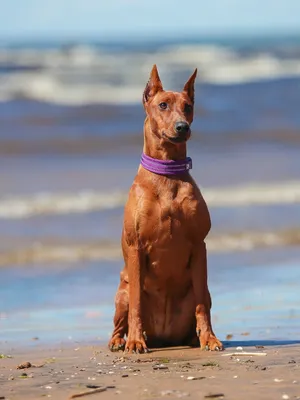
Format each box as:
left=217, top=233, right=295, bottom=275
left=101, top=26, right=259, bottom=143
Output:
left=108, top=336, right=126, bottom=352
left=198, top=330, right=223, bottom=351
left=125, top=336, right=149, bottom=354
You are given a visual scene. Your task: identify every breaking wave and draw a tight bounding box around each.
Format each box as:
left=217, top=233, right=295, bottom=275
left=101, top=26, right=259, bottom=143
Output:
left=0, top=229, right=299, bottom=266
left=1, top=43, right=300, bottom=105
left=0, top=181, right=300, bottom=219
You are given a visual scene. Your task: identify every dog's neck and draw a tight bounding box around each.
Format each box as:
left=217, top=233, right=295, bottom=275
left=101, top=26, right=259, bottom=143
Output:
left=143, top=118, right=187, bottom=161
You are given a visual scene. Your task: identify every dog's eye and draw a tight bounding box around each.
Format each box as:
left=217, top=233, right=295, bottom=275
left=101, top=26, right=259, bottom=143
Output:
left=184, top=104, right=193, bottom=113
left=159, top=102, right=168, bottom=110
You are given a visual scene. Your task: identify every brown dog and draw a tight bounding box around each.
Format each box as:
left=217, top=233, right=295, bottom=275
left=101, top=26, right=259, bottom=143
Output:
left=108, top=65, right=223, bottom=353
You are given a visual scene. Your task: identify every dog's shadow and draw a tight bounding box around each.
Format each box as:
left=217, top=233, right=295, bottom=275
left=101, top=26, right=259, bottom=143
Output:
left=147, top=339, right=300, bottom=354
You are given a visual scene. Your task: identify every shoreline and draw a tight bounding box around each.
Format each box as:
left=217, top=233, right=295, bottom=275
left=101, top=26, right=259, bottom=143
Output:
left=1, top=248, right=300, bottom=350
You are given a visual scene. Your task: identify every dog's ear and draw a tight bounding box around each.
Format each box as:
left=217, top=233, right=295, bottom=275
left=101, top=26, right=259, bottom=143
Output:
left=183, top=68, right=197, bottom=103
left=143, top=64, right=163, bottom=105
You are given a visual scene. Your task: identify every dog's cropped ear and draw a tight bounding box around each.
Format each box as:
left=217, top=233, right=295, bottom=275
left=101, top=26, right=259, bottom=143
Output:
left=183, top=68, right=197, bottom=104
left=143, top=64, right=163, bottom=105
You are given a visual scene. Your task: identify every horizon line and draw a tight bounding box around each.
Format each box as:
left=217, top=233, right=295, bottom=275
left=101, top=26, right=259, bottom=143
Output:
left=1, top=29, right=300, bottom=44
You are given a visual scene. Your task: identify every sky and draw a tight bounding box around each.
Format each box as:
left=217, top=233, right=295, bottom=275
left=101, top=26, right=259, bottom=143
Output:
left=1, top=0, right=300, bottom=41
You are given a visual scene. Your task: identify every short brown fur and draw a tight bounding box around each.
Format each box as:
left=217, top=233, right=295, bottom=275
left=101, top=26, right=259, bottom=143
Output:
left=108, top=65, right=223, bottom=353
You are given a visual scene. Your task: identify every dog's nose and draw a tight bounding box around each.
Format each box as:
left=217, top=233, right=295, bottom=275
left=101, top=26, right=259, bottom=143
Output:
left=175, top=121, right=190, bottom=135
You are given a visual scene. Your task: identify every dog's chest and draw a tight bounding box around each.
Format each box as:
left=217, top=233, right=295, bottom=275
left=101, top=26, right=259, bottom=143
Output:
left=159, top=195, right=194, bottom=233
left=140, top=184, right=202, bottom=244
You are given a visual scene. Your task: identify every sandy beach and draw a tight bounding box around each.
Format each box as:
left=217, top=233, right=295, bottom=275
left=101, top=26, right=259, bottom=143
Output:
left=1, top=342, right=300, bottom=400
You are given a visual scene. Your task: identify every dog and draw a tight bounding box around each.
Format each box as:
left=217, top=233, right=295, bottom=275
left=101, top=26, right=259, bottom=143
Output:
left=108, top=65, right=223, bottom=353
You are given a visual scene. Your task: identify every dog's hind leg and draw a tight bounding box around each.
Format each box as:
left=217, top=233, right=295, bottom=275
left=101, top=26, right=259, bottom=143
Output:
left=108, top=277, right=129, bottom=351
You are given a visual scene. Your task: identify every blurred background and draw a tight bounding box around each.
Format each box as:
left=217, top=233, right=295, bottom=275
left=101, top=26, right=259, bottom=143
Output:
left=0, top=0, right=300, bottom=348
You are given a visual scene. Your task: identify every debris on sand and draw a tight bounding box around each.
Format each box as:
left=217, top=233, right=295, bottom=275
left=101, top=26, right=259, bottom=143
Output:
left=160, top=390, right=189, bottom=397
left=222, top=352, right=267, bottom=357
left=202, top=361, right=219, bottom=367
left=187, top=376, right=206, bottom=380
left=86, top=385, right=102, bottom=389
left=17, top=362, right=32, bottom=369
left=16, top=361, right=44, bottom=369
left=204, top=394, right=225, bottom=399
left=153, top=364, right=169, bottom=370
left=0, top=354, right=12, bottom=359
left=69, top=387, right=107, bottom=398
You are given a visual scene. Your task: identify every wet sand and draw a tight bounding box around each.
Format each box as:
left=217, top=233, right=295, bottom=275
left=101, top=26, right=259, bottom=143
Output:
left=1, top=343, right=299, bottom=400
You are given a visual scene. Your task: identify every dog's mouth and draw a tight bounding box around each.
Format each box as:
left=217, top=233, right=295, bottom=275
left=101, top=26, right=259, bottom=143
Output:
left=162, top=132, right=190, bottom=144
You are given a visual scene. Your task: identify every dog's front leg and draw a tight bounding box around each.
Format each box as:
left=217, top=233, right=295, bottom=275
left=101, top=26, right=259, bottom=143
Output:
left=192, top=241, right=223, bottom=351
left=125, top=245, right=148, bottom=353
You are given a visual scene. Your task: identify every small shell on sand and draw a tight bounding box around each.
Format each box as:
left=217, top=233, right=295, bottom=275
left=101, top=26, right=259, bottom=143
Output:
left=187, top=376, right=206, bottom=381
left=222, top=352, right=267, bottom=357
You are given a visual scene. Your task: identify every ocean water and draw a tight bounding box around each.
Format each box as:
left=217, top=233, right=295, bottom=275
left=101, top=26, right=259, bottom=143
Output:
left=1, top=248, right=300, bottom=348
left=0, top=35, right=299, bottom=346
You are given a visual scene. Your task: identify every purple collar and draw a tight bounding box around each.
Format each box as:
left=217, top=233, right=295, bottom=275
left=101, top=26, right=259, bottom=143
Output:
left=141, top=153, right=192, bottom=175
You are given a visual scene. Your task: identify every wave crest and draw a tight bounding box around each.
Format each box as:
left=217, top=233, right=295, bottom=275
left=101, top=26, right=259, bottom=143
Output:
left=1, top=229, right=299, bottom=266
left=1, top=43, right=300, bottom=105
left=0, top=181, right=300, bottom=219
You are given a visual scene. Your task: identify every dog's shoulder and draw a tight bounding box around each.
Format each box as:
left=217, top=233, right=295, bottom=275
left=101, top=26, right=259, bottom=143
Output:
left=123, top=178, right=159, bottom=243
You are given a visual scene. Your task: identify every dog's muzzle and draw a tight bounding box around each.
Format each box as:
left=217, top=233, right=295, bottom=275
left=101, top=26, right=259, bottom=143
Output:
left=175, top=121, right=190, bottom=135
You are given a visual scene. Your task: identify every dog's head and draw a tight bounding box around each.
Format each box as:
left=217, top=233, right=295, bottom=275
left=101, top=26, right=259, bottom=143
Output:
left=143, top=64, right=197, bottom=145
